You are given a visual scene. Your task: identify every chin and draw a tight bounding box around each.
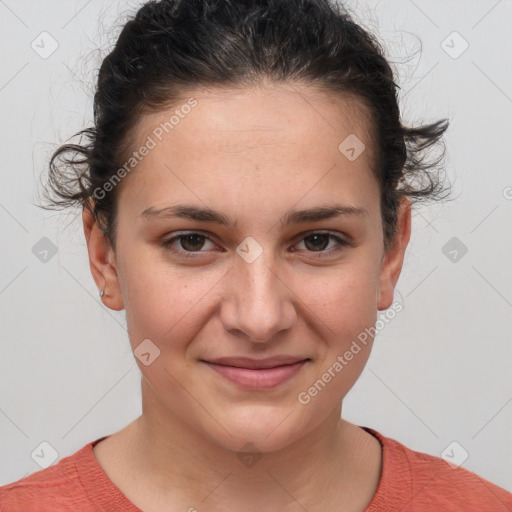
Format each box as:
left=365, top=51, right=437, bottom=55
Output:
left=201, top=403, right=315, bottom=454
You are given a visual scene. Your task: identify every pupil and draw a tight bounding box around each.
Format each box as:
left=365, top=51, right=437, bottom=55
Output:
left=182, top=234, right=204, bottom=251
left=305, top=234, right=329, bottom=251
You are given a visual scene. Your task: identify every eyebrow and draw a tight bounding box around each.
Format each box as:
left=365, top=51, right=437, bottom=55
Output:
left=140, top=203, right=368, bottom=229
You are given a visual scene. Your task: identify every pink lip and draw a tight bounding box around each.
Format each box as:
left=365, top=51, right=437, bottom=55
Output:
left=201, top=356, right=309, bottom=389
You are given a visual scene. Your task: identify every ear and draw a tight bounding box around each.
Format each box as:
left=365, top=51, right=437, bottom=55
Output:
left=377, top=197, right=411, bottom=311
left=82, top=201, right=125, bottom=311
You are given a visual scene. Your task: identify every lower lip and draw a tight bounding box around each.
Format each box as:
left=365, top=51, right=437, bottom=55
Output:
left=203, top=360, right=308, bottom=389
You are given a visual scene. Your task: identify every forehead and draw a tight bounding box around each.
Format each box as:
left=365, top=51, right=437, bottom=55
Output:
left=135, top=82, right=375, bottom=160
left=117, top=83, right=379, bottom=223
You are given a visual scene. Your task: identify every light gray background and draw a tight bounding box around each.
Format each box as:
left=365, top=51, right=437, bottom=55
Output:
left=1, top=0, right=511, bottom=494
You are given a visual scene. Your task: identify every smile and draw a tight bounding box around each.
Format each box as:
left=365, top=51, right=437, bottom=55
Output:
left=201, top=358, right=310, bottom=389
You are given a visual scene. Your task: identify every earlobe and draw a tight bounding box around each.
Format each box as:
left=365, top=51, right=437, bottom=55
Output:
left=376, top=197, right=411, bottom=311
left=82, top=204, right=125, bottom=311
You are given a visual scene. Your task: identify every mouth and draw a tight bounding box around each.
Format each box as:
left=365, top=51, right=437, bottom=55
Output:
left=200, top=356, right=311, bottom=389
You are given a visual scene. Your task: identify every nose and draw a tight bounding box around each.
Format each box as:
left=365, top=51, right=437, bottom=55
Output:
left=219, top=250, right=297, bottom=343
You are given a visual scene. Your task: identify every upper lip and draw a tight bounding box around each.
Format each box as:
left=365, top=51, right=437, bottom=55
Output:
left=203, top=356, right=309, bottom=369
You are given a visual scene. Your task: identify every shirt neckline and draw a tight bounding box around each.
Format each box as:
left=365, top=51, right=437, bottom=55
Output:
left=360, top=426, right=411, bottom=511
left=75, top=435, right=142, bottom=511
left=75, top=425, right=409, bottom=512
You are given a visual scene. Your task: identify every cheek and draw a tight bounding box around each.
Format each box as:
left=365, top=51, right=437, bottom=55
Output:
left=293, top=260, right=380, bottom=340
left=121, top=255, right=231, bottom=363
left=296, top=270, right=379, bottom=408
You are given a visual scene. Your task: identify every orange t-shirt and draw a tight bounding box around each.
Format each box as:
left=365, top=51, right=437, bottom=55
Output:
left=1, top=426, right=511, bottom=511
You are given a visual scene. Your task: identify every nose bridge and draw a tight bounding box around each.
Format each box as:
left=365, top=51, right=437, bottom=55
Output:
left=221, top=243, right=296, bottom=342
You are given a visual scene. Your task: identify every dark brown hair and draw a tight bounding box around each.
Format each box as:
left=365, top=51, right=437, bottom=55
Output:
left=39, top=0, right=451, bottom=253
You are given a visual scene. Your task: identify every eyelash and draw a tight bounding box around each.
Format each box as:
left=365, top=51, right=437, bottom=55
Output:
left=160, top=231, right=351, bottom=259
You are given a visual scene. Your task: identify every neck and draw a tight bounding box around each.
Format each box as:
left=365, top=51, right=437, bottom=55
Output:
left=111, top=379, right=381, bottom=511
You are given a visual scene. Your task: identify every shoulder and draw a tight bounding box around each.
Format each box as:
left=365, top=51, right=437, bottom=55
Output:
left=362, top=426, right=512, bottom=512
left=0, top=439, right=101, bottom=512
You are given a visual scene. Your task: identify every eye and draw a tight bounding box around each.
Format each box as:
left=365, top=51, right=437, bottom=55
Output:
left=160, top=231, right=351, bottom=259
left=160, top=232, right=219, bottom=257
left=293, top=231, right=350, bottom=258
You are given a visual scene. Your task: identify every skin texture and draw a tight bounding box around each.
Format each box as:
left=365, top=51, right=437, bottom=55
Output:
left=83, top=82, right=411, bottom=512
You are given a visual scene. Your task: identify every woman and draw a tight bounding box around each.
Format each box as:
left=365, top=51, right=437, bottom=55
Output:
left=1, top=0, right=511, bottom=510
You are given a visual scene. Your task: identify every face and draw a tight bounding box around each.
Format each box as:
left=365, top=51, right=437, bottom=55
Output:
left=84, top=83, right=410, bottom=453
